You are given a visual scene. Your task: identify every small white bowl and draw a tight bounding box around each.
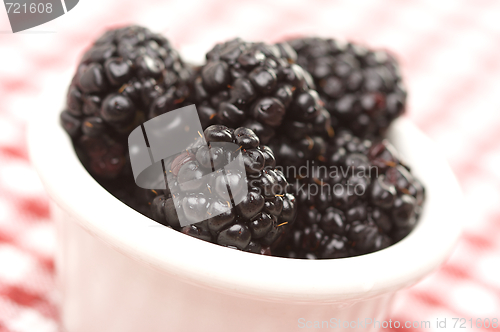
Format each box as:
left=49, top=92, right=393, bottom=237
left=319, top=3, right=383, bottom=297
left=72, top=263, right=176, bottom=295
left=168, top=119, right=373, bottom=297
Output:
left=28, top=74, right=462, bottom=332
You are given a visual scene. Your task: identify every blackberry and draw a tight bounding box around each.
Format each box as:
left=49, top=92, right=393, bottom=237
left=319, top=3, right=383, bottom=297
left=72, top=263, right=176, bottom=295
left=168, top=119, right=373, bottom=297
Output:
left=269, top=131, right=329, bottom=171
left=61, top=25, right=192, bottom=179
left=191, top=38, right=334, bottom=144
left=275, top=130, right=425, bottom=259
left=74, top=134, right=126, bottom=179
left=288, top=37, right=406, bottom=138
left=149, top=125, right=298, bottom=254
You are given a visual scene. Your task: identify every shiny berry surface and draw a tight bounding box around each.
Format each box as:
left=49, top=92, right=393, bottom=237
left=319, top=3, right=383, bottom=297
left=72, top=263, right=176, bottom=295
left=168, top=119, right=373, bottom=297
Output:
left=288, top=37, right=407, bottom=138
left=191, top=38, right=334, bottom=146
left=274, top=130, right=425, bottom=259
left=148, top=125, right=298, bottom=254
left=61, top=25, right=192, bottom=180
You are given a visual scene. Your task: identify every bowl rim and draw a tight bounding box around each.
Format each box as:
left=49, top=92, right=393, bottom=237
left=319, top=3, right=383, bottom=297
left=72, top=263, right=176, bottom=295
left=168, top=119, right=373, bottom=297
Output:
left=27, top=77, right=463, bottom=303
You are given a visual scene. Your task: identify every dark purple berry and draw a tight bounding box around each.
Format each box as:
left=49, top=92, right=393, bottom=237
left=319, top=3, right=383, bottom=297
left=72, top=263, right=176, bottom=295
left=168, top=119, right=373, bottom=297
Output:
left=248, top=67, right=277, bottom=94
left=61, top=25, right=192, bottom=181
left=60, top=111, right=81, bottom=137
left=78, top=63, right=108, bottom=93
left=249, top=212, right=274, bottom=239
left=321, top=235, right=349, bottom=259
left=320, top=207, right=346, bottom=235
left=202, top=61, right=230, bottom=92
left=251, top=97, right=285, bottom=127
left=288, top=37, right=407, bottom=137
left=370, top=176, right=396, bottom=208
left=217, top=102, right=245, bottom=126
left=207, top=200, right=236, bottom=232
left=182, top=221, right=213, bottom=242
left=66, top=86, right=83, bottom=116
left=81, top=116, right=105, bottom=137
left=275, top=130, right=424, bottom=259
left=392, top=194, right=417, bottom=228
left=150, top=125, right=296, bottom=254
left=234, top=127, right=260, bottom=149
left=237, top=191, right=265, bottom=220
left=104, top=57, right=133, bottom=86
left=100, top=94, right=135, bottom=124
left=217, top=223, right=252, bottom=250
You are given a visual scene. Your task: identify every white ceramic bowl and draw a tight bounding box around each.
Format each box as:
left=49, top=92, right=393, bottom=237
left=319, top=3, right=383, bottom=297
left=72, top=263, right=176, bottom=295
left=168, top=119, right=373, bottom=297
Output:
left=28, top=73, right=462, bottom=332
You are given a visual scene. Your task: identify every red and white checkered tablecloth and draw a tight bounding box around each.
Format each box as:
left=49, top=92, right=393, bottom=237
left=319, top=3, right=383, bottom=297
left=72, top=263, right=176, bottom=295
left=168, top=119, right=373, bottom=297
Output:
left=1, top=0, right=500, bottom=331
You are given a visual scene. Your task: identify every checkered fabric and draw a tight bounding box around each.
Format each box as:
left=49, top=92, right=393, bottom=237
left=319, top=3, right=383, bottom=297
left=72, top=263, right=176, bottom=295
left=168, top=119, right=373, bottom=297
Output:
left=1, top=0, right=500, bottom=331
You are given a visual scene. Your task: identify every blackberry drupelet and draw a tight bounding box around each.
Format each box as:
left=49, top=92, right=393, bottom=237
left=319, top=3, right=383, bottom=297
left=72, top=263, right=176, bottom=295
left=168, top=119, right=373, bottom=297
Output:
left=191, top=38, right=334, bottom=145
left=61, top=25, right=192, bottom=179
left=275, top=130, right=425, bottom=259
left=288, top=37, right=407, bottom=138
left=149, top=125, right=298, bottom=254
left=270, top=88, right=335, bottom=168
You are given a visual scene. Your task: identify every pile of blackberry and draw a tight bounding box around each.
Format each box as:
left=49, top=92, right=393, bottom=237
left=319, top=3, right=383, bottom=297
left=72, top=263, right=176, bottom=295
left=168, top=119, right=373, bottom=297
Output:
left=288, top=37, right=407, bottom=138
left=61, top=26, right=424, bottom=258
left=274, top=131, right=424, bottom=259
left=61, top=25, right=191, bottom=179
left=149, top=125, right=297, bottom=254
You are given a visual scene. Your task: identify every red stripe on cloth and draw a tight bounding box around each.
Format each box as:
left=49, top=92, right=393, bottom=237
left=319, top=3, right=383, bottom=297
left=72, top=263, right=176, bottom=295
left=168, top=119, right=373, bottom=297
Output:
left=18, top=198, right=51, bottom=220
left=411, top=291, right=445, bottom=307
left=31, top=294, right=59, bottom=321
left=1, top=79, right=35, bottom=93
left=442, top=260, right=500, bottom=300
left=462, top=233, right=495, bottom=250
left=0, top=285, right=59, bottom=321
left=39, top=257, right=55, bottom=274
left=0, top=147, right=29, bottom=161
left=0, top=232, right=13, bottom=244
left=3, top=286, right=44, bottom=308
left=441, top=264, right=471, bottom=280
left=34, top=56, right=71, bottom=70
left=0, top=322, right=10, bottom=332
